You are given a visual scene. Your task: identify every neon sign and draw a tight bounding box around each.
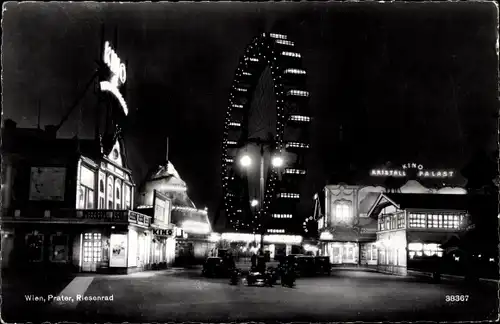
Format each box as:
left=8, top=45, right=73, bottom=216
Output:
left=100, top=41, right=128, bottom=116
left=370, top=163, right=454, bottom=178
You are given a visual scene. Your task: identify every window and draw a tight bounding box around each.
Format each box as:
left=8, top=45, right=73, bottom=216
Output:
left=408, top=242, right=443, bottom=259
left=443, top=214, right=461, bottom=229
left=116, top=188, right=121, bottom=209
left=318, top=216, right=325, bottom=229
left=371, top=244, right=377, bottom=261
left=397, top=214, right=405, bottom=229
left=409, top=213, right=426, bottom=228
left=77, top=185, right=94, bottom=209
left=26, top=234, right=44, bottom=262
left=385, top=216, right=391, bottom=230
left=379, top=217, right=385, bottom=231
left=124, top=185, right=131, bottom=210
left=367, top=244, right=377, bottom=261
left=98, top=172, right=106, bottom=209
left=78, top=166, right=95, bottom=209
left=427, top=214, right=444, bottom=228
left=50, top=234, right=68, bottom=262
left=115, top=179, right=122, bottom=210
left=107, top=176, right=114, bottom=209
left=391, top=215, right=397, bottom=230
left=335, top=203, right=350, bottom=222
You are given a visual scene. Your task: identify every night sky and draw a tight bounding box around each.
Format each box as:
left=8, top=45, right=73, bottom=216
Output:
left=2, top=2, right=498, bottom=228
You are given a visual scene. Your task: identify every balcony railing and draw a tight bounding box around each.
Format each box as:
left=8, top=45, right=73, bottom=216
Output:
left=1, top=208, right=151, bottom=227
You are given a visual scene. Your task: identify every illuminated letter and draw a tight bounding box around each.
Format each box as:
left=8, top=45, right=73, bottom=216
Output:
left=417, top=164, right=424, bottom=170
left=104, top=41, right=111, bottom=65
left=119, top=63, right=127, bottom=84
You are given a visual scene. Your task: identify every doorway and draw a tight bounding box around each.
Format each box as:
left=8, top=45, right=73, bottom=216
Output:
left=82, top=232, right=102, bottom=272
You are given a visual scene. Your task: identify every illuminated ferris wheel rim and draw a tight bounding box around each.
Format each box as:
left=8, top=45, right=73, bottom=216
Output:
left=221, top=32, right=311, bottom=231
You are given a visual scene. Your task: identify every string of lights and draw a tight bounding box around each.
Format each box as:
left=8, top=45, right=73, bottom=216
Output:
left=221, top=32, right=310, bottom=235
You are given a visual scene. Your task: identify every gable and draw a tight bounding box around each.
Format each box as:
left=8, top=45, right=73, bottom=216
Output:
left=367, top=193, right=400, bottom=219
left=106, top=140, right=124, bottom=168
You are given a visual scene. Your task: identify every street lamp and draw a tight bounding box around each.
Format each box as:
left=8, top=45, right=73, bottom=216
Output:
left=271, top=155, right=284, bottom=168
left=251, top=199, right=259, bottom=207
left=240, top=155, right=252, bottom=168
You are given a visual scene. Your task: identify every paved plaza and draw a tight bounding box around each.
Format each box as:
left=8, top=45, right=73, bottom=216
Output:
left=2, top=268, right=497, bottom=322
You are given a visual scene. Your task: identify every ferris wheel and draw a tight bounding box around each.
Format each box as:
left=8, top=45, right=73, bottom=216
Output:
left=221, top=32, right=311, bottom=234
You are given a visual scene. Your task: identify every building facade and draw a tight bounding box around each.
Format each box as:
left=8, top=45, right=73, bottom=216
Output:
left=367, top=193, right=469, bottom=275
left=315, top=180, right=470, bottom=274
left=137, top=160, right=215, bottom=265
left=0, top=122, right=181, bottom=273
left=316, top=184, right=378, bottom=266
left=0, top=121, right=157, bottom=273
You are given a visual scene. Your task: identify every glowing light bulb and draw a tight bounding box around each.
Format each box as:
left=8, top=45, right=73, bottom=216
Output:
left=240, top=155, right=252, bottom=168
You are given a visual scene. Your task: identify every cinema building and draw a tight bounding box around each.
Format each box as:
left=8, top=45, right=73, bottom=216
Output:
left=315, top=165, right=470, bottom=275
left=137, top=160, right=216, bottom=265
left=0, top=121, right=162, bottom=273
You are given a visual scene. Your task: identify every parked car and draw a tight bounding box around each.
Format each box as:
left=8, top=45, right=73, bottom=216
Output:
left=314, top=256, right=331, bottom=276
left=296, top=256, right=316, bottom=277
left=202, top=257, right=233, bottom=278
left=278, top=254, right=316, bottom=277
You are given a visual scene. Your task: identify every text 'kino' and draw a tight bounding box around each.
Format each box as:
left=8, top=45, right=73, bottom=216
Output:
left=104, top=41, right=126, bottom=85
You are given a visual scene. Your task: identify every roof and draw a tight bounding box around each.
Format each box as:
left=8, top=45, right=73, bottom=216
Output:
left=368, top=193, right=469, bottom=218
left=3, top=132, right=102, bottom=163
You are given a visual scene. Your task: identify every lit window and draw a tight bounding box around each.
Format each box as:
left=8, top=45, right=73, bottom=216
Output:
left=408, top=242, right=443, bottom=259
left=284, top=69, right=306, bottom=75
left=124, top=185, right=131, bottom=210
left=269, top=33, right=287, bottom=40
left=287, top=89, right=309, bottom=97
left=78, top=165, right=95, bottom=209
left=107, top=176, right=114, bottom=209
left=443, top=214, right=461, bottom=229
left=318, top=216, right=325, bottom=229
left=370, top=244, right=378, bottom=261
left=275, top=39, right=294, bottom=46
left=409, top=213, right=426, bottom=228
left=397, top=214, right=405, bottom=229
left=285, top=142, right=310, bottom=149
left=281, top=51, right=301, bottom=58
left=284, top=168, right=307, bottom=175
left=335, top=204, right=350, bottom=222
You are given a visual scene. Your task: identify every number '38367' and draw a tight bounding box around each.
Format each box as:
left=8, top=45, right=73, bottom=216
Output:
left=446, top=295, right=469, bottom=302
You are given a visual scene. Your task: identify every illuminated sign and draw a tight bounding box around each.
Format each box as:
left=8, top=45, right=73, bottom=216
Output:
left=100, top=41, right=128, bottom=116
left=370, top=163, right=454, bottom=178
left=153, top=229, right=174, bottom=237
left=319, top=231, right=333, bottom=240
left=182, top=220, right=211, bottom=235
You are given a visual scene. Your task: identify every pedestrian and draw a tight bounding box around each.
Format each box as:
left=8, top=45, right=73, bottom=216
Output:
left=251, top=253, right=257, bottom=269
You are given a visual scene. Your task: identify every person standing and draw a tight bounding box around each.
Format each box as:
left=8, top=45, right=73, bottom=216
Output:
left=251, top=253, right=257, bottom=270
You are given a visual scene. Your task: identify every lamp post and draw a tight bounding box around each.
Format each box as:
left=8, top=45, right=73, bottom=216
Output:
left=239, top=140, right=284, bottom=255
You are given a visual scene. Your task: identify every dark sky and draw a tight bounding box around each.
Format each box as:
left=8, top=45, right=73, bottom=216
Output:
left=3, top=2, right=498, bottom=227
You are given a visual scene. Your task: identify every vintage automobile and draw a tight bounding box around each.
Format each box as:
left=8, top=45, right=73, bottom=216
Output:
left=314, top=256, right=332, bottom=276
left=202, top=257, right=234, bottom=278
left=245, top=268, right=276, bottom=287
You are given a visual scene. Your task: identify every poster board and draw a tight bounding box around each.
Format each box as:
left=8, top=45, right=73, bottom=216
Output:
left=29, top=167, right=66, bottom=201
left=109, top=234, right=128, bottom=267
left=153, top=190, right=172, bottom=225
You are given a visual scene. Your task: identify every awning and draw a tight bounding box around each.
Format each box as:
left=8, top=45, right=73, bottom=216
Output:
left=319, top=226, right=376, bottom=243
